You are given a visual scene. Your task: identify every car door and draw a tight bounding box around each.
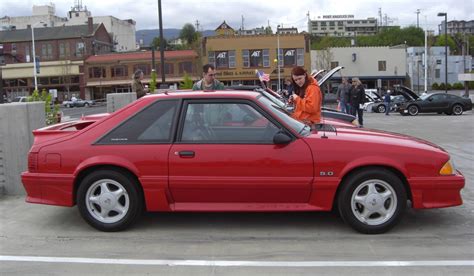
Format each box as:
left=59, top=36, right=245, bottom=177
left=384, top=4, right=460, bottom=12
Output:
left=424, top=94, right=448, bottom=113
left=168, top=99, right=314, bottom=204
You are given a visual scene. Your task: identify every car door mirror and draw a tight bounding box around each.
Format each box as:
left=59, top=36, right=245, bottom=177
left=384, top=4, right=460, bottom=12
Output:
left=273, top=131, right=292, bottom=145
left=428, top=98, right=433, bottom=101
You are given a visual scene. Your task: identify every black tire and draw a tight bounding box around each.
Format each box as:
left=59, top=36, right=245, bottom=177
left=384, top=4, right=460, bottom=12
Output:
left=407, top=105, right=419, bottom=116
left=77, top=169, right=143, bottom=232
left=377, top=105, right=386, bottom=114
left=84, top=102, right=90, bottom=107
left=452, top=104, right=463, bottom=115
left=338, top=168, right=407, bottom=234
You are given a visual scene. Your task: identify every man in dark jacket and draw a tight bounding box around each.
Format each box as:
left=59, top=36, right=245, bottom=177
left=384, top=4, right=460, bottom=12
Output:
left=349, top=78, right=366, bottom=127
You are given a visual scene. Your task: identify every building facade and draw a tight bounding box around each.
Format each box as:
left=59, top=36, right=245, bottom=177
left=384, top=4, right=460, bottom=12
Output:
left=407, top=46, right=472, bottom=92
left=439, top=20, right=474, bottom=35
left=84, top=50, right=199, bottom=99
left=203, top=33, right=311, bottom=89
left=0, top=21, right=113, bottom=100
left=308, top=15, right=378, bottom=37
left=312, top=46, right=407, bottom=90
left=0, top=3, right=136, bottom=52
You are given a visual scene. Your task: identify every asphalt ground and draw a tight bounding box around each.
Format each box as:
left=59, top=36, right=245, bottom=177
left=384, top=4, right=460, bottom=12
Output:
left=0, top=110, right=473, bottom=275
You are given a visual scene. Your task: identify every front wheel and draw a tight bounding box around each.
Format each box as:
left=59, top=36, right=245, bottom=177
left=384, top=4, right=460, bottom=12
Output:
left=338, top=168, right=407, bottom=234
left=377, top=104, right=386, bottom=114
left=77, top=169, right=143, bottom=231
left=407, top=105, right=419, bottom=116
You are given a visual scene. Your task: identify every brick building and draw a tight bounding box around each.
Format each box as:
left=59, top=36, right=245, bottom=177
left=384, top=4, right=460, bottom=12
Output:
left=0, top=18, right=113, bottom=100
left=84, top=50, right=199, bottom=99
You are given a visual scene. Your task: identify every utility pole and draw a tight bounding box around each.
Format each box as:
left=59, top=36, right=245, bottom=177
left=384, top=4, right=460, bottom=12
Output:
left=415, top=9, right=420, bottom=29
left=157, top=0, right=166, bottom=87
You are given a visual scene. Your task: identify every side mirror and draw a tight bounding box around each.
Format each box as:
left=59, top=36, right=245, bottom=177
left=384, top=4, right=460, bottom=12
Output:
left=428, top=98, right=433, bottom=101
left=273, top=131, right=292, bottom=145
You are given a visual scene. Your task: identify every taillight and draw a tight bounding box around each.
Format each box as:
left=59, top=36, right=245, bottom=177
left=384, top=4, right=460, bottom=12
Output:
left=28, top=153, right=38, bottom=172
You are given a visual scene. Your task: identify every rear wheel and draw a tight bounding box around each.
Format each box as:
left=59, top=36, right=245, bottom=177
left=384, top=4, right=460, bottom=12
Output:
left=84, top=102, right=90, bottom=107
left=77, top=169, right=142, bottom=231
left=338, top=168, right=407, bottom=234
left=452, top=104, right=463, bottom=115
left=407, top=105, right=419, bottom=116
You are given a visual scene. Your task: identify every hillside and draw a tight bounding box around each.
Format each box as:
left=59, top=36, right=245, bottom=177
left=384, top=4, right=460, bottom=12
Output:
left=136, top=29, right=215, bottom=46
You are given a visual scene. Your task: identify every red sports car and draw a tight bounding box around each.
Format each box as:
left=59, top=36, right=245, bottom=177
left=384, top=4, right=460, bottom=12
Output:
left=21, top=90, right=464, bottom=234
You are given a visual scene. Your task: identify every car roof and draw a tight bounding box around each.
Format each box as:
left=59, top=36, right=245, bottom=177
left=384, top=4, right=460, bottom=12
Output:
left=143, top=90, right=261, bottom=100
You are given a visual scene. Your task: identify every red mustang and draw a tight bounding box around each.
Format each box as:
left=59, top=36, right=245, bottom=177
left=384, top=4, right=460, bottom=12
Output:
left=21, top=91, right=464, bottom=234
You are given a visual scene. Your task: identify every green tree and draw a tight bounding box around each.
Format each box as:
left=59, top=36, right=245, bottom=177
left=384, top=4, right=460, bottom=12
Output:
left=180, top=23, right=198, bottom=46
left=149, top=69, right=157, bottom=93
left=179, top=73, right=194, bottom=89
left=28, top=89, right=60, bottom=125
left=433, top=34, right=457, bottom=53
left=150, top=37, right=169, bottom=50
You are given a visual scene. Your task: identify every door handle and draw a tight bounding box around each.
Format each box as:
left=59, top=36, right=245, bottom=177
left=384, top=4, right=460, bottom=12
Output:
left=176, top=151, right=195, bottom=158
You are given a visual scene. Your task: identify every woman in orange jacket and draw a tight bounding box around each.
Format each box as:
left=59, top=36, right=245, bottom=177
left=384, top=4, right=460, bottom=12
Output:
left=289, top=66, right=322, bottom=124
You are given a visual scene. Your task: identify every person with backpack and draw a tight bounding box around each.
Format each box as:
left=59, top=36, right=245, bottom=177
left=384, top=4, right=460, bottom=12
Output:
left=192, top=64, right=225, bottom=90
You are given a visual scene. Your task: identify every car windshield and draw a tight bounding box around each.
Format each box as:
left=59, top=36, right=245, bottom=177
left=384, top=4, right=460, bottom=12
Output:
left=256, top=95, right=309, bottom=136
left=12, top=97, right=23, bottom=102
left=419, top=94, right=432, bottom=100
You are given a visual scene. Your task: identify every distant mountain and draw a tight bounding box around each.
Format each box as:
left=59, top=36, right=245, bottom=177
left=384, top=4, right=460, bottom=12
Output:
left=136, top=29, right=215, bottom=46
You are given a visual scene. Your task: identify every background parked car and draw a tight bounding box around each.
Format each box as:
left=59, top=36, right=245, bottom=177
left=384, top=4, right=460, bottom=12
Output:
left=62, top=98, right=96, bottom=108
left=11, top=96, right=28, bottom=103
left=398, top=93, right=472, bottom=116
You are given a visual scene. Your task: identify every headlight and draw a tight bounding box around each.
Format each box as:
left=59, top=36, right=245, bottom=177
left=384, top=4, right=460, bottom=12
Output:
left=439, top=159, right=457, bottom=175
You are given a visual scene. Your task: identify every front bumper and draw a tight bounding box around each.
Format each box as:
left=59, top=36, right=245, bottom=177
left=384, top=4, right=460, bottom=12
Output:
left=21, top=172, right=75, bottom=207
left=409, top=171, right=465, bottom=209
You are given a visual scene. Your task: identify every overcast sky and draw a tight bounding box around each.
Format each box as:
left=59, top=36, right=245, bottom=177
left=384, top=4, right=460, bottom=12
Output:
left=1, top=0, right=473, bottom=31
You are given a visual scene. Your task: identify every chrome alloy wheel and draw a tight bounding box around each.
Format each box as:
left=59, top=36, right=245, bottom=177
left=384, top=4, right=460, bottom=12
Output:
left=351, top=179, right=397, bottom=226
left=85, top=179, right=130, bottom=224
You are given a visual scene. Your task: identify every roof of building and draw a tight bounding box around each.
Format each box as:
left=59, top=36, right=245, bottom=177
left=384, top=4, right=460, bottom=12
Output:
left=0, top=24, right=101, bottom=42
left=85, top=50, right=198, bottom=63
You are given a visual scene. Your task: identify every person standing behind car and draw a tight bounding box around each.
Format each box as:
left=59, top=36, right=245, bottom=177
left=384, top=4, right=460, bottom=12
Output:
left=384, top=91, right=391, bottom=115
left=132, top=69, right=149, bottom=98
left=192, top=64, right=225, bottom=90
left=336, top=77, right=351, bottom=114
left=288, top=66, right=322, bottom=124
left=349, top=78, right=366, bottom=127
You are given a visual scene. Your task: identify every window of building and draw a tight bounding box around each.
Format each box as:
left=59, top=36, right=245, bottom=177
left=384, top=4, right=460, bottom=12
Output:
left=76, top=42, right=85, bottom=57
left=111, top=66, right=128, bottom=78
left=50, top=77, right=62, bottom=85
left=179, top=61, right=193, bottom=74
left=331, top=61, right=339, bottom=69
left=279, top=48, right=304, bottom=67
left=378, top=61, right=387, bottom=71
left=59, top=43, right=65, bottom=58
left=24, top=45, right=30, bottom=62
left=157, top=63, right=174, bottom=75
left=89, top=67, right=106, bottom=78
left=436, top=59, right=442, bottom=65
left=209, top=50, right=236, bottom=69
left=133, top=64, right=151, bottom=76
left=435, top=69, right=440, bottom=78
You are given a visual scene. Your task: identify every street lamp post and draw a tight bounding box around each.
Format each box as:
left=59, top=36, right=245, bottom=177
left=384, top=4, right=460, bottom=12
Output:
left=31, top=22, right=45, bottom=92
left=437, top=12, right=448, bottom=93
left=277, top=25, right=281, bottom=92
left=31, top=25, right=38, bottom=92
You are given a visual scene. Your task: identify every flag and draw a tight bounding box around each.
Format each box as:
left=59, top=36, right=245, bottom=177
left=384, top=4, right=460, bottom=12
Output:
left=255, top=70, right=270, bottom=82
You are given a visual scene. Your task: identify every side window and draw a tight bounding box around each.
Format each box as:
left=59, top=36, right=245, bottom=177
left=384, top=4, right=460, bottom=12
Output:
left=430, top=94, right=445, bottom=101
left=98, top=100, right=178, bottom=144
left=180, top=102, right=280, bottom=143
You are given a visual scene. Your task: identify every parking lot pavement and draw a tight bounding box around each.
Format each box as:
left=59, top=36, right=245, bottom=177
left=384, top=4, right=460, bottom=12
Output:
left=1, top=111, right=473, bottom=275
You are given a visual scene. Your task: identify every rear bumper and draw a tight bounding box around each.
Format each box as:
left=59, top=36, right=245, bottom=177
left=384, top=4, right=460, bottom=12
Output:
left=409, top=172, right=465, bottom=209
left=21, top=172, right=75, bottom=207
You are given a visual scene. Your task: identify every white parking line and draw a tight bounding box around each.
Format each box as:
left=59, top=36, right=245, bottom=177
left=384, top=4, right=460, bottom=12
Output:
left=1, top=256, right=473, bottom=267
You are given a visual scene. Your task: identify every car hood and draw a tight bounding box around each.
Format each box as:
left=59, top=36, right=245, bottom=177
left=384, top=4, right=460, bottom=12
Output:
left=393, top=85, right=420, bottom=100
left=318, top=66, right=344, bottom=86
left=307, top=126, right=446, bottom=153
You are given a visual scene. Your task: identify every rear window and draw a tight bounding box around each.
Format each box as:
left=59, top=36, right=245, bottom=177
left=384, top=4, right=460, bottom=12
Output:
left=97, top=100, right=178, bottom=144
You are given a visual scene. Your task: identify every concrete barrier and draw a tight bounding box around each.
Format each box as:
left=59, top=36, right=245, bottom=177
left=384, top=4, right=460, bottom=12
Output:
left=0, top=102, right=45, bottom=195
left=106, top=93, right=137, bottom=113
